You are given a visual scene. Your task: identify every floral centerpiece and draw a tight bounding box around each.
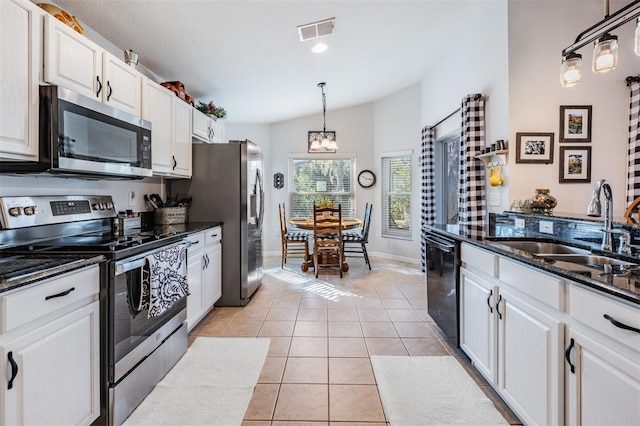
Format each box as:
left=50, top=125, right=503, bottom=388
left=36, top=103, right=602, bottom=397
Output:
left=195, top=101, right=227, bottom=119
left=317, top=196, right=334, bottom=209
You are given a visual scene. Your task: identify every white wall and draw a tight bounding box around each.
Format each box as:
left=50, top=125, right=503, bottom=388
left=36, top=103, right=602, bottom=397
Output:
left=264, top=103, right=375, bottom=256
left=508, top=0, right=638, bottom=216
left=372, top=83, right=422, bottom=262
left=421, top=0, right=510, bottom=213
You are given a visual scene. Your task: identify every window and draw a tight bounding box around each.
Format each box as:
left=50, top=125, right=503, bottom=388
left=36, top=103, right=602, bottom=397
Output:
left=381, top=151, right=412, bottom=239
left=289, top=156, right=355, bottom=218
left=439, top=135, right=460, bottom=224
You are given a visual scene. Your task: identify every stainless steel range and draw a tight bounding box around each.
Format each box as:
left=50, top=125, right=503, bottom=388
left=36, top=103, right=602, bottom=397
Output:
left=0, top=195, right=190, bottom=425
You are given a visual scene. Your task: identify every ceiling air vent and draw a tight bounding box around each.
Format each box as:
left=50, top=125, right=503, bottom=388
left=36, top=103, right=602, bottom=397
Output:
left=297, top=17, right=335, bottom=41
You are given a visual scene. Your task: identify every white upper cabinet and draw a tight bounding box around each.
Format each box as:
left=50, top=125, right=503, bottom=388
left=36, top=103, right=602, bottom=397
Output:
left=192, top=109, right=225, bottom=144
left=0, top=0, right=42, bottom=161
left=142, top=77, right=191, bottom=178
left=43, top=14, right=141, bottom=117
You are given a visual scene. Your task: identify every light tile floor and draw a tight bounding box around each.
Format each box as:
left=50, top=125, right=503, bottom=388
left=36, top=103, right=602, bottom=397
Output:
left=188, top=255, right=523, bottom=425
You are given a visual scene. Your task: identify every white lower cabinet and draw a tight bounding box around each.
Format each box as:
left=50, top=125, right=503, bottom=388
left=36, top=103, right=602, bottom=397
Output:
left=186, top=227, right=222, bottom=331
left=566, top=284, right=640, bottom=425
left=460, top=243, right=564, bottom=425
left=0, top=265, right=100, bottom=426
left=498, top=286, right=563, bottom=425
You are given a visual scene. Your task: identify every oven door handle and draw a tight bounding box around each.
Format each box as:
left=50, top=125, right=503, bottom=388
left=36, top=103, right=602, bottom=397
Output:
left=114, top=240, right=192, bottom=275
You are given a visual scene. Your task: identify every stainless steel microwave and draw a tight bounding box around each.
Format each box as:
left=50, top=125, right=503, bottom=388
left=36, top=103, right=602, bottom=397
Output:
left=0, top=86, right=152, bottom=179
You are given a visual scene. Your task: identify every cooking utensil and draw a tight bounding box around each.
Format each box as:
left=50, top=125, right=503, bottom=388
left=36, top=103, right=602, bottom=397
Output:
left=144, top=194, right=158, bottom=209
left=150, top=194, right=164, bottom=208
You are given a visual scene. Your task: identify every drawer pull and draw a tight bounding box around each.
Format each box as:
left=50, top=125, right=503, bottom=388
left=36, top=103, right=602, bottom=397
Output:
left=45, top=287, right=76, bottom=301
left=565, top=338, right=575, bottom=374
left=7, top=351, right=18, bottom=390
left=603, top=314, right=640, bottom=334
left=192, top=240, right=201, bottom=245
left=486, top=289, right=493, bottom=313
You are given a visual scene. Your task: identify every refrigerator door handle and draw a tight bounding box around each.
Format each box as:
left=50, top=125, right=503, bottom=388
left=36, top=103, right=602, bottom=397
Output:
left=256, top=168, right=264, bottom=230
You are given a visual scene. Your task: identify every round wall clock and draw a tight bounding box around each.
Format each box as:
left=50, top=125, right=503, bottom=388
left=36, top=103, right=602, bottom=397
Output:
left=357, top=170, right=376, bottom=188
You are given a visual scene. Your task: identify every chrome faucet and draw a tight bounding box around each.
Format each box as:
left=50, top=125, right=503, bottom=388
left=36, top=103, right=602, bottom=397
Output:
left=587, top=179, right=632, bottom=254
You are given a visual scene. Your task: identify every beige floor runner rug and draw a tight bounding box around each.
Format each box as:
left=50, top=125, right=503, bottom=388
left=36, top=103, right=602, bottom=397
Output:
left=123, top=337, right=270, bottom=425
left=371, top=355, right=509, bottom=425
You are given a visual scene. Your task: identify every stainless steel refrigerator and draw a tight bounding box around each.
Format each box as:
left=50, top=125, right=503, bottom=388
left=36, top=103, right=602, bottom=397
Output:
left=172, top=140, right=264, bottom=306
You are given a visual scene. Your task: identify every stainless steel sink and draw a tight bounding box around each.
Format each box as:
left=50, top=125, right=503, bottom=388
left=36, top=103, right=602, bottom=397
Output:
left=486, top=240, right=591, bottom=255
left=540, top=254, right=637, bottom=268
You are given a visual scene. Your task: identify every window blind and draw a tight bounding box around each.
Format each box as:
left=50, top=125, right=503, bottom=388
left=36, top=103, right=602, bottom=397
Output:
left=382, top=153, right=412, bottom=239
left=289, top=157, right=356, bottom=219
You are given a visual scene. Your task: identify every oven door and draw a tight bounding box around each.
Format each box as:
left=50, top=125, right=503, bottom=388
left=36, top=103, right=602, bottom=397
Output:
left=108, top=242, right=187, bottom=384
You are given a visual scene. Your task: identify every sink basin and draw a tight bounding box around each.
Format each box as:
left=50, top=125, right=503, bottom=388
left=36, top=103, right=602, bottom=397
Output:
left=540, top=254, right=638, bottom=268
left=486, top=240, right=591, bottom=255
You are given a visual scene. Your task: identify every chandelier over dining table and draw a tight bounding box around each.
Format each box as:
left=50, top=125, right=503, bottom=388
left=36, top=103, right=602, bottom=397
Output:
left=310, top=82, right=337, bottom=151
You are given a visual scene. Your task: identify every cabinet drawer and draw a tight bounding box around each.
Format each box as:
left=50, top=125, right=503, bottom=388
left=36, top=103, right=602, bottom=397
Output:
left=1, top=265, right=99, bottom=334
left=499, top=258, right=564, bottom=311
left=185, top=231, right=205, bottom=253
left=205, top=226, right=222, bottom=245
left=461, top=243, right=497, bottom=278
left=570, top=284, right=640, bottom=354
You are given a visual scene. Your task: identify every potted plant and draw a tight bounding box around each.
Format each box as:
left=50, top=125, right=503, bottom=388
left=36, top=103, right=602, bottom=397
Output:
left=195, top=101, right=227, bottom=119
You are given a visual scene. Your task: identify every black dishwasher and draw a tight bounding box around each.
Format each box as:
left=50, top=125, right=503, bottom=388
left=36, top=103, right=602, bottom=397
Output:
left=425, top=230, right=460, bottom=347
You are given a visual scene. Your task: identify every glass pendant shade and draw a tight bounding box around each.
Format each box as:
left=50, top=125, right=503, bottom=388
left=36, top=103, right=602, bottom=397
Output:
left=592, top=33, right=618, bottom=73
left=310, top=139, right=321, bottom=150
left=560, top=53, right=583, bottom=87
left=320, top=134, right=330, bottom=149
left=635, top=18, right=640, bottom=56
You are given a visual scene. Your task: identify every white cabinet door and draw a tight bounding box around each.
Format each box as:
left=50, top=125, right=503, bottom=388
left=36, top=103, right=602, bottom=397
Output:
left=44, top=14, right=102, bottom=100
left=459, top=267, right=497, bottom=383
left=498, top=287, right=563, bottom=426
left=192, top=109, right=212, bottom=143
left=1, top=301, right=100, bottom=426
left=171, top=99, right=192, bottom=177
left=209, top=118, right=224, bottom=144
left=0, top=0, right=41, bottom=161
left=142, top=78, right=174, bottom=175
left=186, top=236, right=205, bottom=332
left=102, top=51, right=141, bottom=116
left=204, top=242, right=222, bottom=309
left=566, top=328, right=640, bottom=426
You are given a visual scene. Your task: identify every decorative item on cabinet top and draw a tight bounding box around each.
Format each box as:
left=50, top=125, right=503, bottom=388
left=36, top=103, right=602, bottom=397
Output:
left=37, top=3, right=84, bottom=35
left=196, top=101, right=227, bottom=119
left=160, top=81, right=195, bottom=106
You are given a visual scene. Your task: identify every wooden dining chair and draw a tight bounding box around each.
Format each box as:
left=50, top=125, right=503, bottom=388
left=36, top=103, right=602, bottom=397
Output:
left=278, top=203, right=310, bottom=268
left=313, top=204, right=344, bottom=278
left=343, top=203, right=373, bottom=270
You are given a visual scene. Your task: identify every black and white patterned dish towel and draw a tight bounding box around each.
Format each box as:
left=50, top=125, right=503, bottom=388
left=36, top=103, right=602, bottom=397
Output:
left=138, top=243, right=189, bottom=318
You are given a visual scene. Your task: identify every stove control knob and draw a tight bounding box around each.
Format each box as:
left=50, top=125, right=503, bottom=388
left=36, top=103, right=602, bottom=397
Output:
left=92, top=203, right=100, bottom=210
left=8, top=207, right=22, bottom=217
left=106, top=202, right=114, bottom=210
left=23, top=206, right=36, bottom=215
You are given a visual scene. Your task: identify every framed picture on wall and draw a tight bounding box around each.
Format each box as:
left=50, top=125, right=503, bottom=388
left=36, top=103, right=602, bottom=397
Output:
left=515, top=132, right=554, bottom=164
left=559, top=146, right=591, bottom=183
left=308, top=131, right=337, bottom=153
left=559, top=105, right=592, bottom=142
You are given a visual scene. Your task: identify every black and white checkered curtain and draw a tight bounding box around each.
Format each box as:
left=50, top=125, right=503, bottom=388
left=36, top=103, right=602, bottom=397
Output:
left=458, top=94, right=486, bottom=238
left=626, top=77, right=640, bottom=204
left=420, top=125, right=436, bottom=272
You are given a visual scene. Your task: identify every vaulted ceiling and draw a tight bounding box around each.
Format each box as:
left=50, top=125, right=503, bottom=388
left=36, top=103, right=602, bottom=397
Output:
left=53, top=0, right=494, bottom=123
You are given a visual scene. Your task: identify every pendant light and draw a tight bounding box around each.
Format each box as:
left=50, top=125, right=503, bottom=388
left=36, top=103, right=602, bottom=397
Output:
left=560, top=52, right=583, bottom=87
left=316, top=82, right=337, bottom=151
left=560, top=0, right=640, bottom=87
left=592, top=33, right=619, bottom=73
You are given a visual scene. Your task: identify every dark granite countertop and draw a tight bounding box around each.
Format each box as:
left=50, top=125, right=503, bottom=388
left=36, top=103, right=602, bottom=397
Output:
left=0, top=253, right=105, bottom=294
left=424, top=224, right=640, bottom=306
left=149, top=221, right=223, bottom=236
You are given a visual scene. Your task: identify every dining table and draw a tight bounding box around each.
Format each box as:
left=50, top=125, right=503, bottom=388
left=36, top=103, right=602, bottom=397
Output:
left=288, top=216, right=363, bottom=272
